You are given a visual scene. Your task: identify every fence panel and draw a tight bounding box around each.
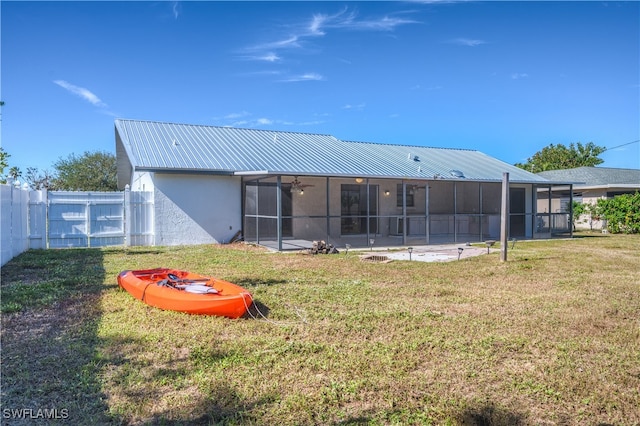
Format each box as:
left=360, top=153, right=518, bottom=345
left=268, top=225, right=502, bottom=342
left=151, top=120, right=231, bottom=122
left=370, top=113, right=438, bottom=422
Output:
left=46, top=191, right=153, bottom=248
left=47, top=192, right=125, bottom=248
left=1, top=185, right=12, bottom=264
left=29, top=190, right=47, bottom=249
left=1, top=184, right=31, bottom=266
left=48, top=195, right=89, bottom=248
left=2, top=188, right=154, bottom=264
left=128, top=190, right=154, bottom=246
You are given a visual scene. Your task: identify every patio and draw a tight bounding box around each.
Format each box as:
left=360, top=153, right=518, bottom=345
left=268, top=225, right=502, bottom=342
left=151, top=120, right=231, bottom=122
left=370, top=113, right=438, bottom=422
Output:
left=257, top=239, right=491, bottom=262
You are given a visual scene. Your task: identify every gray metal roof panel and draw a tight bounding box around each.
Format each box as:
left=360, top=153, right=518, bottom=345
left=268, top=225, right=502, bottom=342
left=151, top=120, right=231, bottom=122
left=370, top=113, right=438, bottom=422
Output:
left=115, top=119, right=549, bottom=183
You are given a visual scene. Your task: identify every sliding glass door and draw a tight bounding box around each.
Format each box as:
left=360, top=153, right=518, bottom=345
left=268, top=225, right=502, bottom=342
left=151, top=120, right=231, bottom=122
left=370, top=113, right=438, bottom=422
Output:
left=340, top=184, right=378, bottom=235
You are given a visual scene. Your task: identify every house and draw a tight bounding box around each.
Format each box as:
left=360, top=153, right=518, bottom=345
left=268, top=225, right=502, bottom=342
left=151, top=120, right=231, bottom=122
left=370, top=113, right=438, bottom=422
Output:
left=115, top=119, right=571, bottom=250
left=537, top=167, right=640, bottom=230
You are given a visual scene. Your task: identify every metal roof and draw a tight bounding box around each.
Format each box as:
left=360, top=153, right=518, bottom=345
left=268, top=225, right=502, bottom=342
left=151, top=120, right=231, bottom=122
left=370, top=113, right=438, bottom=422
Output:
left=115, top=119, right=550, bottom=188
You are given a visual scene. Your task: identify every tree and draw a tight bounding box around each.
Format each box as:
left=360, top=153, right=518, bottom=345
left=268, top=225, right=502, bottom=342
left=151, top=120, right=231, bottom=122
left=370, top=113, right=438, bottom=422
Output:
left=51, top=151, right=118, bottom=191
left=8, top=166, right=22, bottom=181
left=25, top=167, right=55, bottom=190
left=515, top=142, right=606, bottom=173
left=1, top=149, right=25, bottom=185
left=0, top=148, right=21, bottom=184
left=571, top=200, right=587, bottom=231
left=0, top=147, right=9, bottom=183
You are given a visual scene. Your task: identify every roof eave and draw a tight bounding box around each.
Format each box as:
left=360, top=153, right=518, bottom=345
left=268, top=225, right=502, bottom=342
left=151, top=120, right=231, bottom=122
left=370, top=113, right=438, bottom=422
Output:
left=575, top=183, right=640, bottom=190
left=237, top=170, right=550, bottom=184
left=135, top=166, right=236, bottom=176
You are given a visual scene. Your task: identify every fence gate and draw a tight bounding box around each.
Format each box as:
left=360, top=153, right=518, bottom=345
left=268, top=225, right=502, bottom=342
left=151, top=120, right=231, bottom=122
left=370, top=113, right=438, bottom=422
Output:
left=47, top=191, right=127, bottom=248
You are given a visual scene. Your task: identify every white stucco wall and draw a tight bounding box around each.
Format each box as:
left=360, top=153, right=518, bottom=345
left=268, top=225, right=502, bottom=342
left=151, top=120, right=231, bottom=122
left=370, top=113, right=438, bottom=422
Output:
left=573, top=190, right=607, bottom=230
left=290, top=176, right=328, bottom=240
left=153, top=173, right=241, bottom=246
left=130, top=171, right=155, bottom=192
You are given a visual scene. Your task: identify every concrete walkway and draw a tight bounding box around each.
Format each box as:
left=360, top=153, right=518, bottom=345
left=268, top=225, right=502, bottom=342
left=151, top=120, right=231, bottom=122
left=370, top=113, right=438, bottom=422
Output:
left=355, top=244, right=491, bottom=262
left=259, top=239, right=495, bottom=262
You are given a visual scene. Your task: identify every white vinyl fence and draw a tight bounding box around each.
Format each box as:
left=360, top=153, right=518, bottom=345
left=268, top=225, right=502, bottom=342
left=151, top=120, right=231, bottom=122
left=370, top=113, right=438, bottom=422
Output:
left=1, top=184, right=153, bottom=266
left=1, top=183, right=31, bottom=266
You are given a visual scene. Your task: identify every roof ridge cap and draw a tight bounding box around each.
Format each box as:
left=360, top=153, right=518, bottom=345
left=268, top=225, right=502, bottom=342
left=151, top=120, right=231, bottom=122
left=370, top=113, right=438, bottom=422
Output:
left=342, top=139, right=479, bottom=152
left=115, top=118, right=335, bottom=138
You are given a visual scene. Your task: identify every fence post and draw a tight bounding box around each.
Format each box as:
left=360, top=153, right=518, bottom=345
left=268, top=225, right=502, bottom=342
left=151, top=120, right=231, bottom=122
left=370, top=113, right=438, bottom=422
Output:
left=43, top=189, right=49, bottom=249
left=12, top=182, right=28, bottom=260
left=29, top=189, right=48, bottom=249
left=500, top=172, right=509, bottom=262
left=86, top=197, right=91, bottom=248
left=124, top=185, right=131, bottom=247
left=1, top=182, right=14, bottom=265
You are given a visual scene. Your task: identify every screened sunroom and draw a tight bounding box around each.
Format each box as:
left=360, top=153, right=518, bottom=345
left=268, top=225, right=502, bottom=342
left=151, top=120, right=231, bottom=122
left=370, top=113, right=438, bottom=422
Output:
left=243, top=174, right=573, bottom=251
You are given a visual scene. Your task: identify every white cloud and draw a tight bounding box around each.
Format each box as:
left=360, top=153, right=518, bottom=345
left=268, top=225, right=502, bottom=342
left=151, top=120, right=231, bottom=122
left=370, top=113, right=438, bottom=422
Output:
left=259, top=53, right=281, bottom=62
left=247, top=36, right=301, bottom=52
left=281, top=73, right=325, bottom=82
left=297, top=120, right=325, bottom=126
left=224, top=111, right=251, bottom=120
left=217, top=111, right=325, bottom=128
left=342, top=103, right=366, bottom=110
left=172, top=2, right=180, bottom=19
left=449, top=37, right=486, bottom=47
left=309, top=13, right=329, bottom=36
left=351, top=15, right=420, bottom=31
left=243, top=6, right=419, bottom=62
left=53, top=80, right=107, bottom=108
left=511, top=73, right=529, bottom=80
left=308, top=7, right=418, bottom=33
left=306, top=8, right=354, bottom=35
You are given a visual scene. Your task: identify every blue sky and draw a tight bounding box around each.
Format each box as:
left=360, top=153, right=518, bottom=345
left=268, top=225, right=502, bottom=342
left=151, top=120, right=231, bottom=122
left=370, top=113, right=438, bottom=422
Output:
left=2, top=1, right=639, bottom=175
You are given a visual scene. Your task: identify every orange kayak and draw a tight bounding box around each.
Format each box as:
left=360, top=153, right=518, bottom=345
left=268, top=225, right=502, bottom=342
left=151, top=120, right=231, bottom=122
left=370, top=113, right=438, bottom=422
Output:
left=117, top=268, right=252, bottom=318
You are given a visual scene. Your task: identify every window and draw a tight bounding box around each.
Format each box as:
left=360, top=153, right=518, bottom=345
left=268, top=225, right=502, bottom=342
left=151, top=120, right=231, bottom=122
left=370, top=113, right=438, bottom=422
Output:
left=396, top=184, right=415, bottom=207
left=509, top=187, right=526, bottom=237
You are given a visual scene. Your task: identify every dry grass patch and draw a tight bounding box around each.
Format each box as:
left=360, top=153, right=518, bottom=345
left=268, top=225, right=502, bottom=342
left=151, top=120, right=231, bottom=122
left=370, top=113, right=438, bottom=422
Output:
left=1, top=234, right=639, bottom=425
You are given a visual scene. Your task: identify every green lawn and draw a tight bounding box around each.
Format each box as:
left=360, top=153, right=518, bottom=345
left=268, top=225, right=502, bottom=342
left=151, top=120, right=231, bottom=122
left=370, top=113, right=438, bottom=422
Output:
left=1, top=234, right=639, bottom=425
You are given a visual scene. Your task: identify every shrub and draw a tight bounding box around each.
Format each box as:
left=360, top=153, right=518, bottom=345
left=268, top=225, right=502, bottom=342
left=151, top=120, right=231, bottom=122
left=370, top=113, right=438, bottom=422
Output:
left=596, top=192, right=640, bottom=234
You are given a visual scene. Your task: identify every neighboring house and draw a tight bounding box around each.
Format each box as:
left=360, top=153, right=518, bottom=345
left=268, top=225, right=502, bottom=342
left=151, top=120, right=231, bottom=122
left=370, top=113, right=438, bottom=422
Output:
left=537, top=167, right=640, bottom=230
left=115, top=119, right=571, bottom=250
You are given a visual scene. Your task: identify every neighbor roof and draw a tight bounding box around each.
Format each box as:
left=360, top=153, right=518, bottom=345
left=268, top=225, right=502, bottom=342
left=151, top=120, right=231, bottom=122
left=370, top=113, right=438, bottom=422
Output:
left=537, top=167, right=640, bottom=189
left=115, top=119, right=550, bottom=189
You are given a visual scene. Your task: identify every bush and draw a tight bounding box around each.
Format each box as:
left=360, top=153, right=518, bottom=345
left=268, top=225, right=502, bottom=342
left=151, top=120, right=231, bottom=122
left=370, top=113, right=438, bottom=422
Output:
left=596, top=192, right=640, bottom=234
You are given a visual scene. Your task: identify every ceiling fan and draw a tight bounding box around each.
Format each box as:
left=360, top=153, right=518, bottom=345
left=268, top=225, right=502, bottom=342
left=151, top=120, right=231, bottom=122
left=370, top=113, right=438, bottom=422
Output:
left=403, top=179, right=427, bottom=189
left=290, top=176, right=314, bottom=193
